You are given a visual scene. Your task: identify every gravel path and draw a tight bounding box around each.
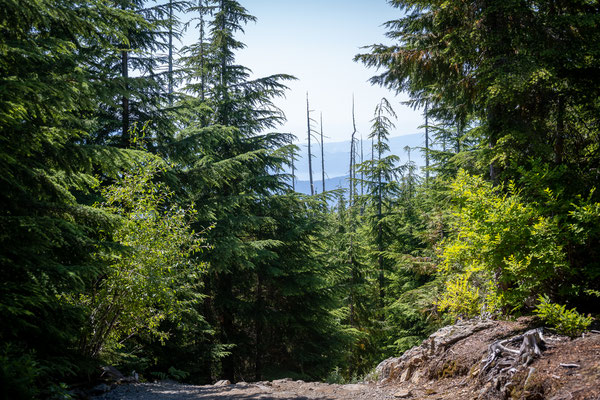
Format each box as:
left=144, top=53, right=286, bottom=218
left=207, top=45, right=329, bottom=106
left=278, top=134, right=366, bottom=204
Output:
left=91, top=379, right=404, bottom=400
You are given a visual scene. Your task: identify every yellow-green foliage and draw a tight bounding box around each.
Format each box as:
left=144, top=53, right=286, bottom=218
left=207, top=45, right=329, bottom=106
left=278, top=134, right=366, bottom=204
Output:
left=437, top=273, right=481, bottom=317
left=438, top=171, right=567, bottom=316
left=534, top=295, right=593, bottom=337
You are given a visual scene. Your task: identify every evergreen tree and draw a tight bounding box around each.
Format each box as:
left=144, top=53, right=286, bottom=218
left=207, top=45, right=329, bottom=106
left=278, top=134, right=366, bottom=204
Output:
left=169, top=0, right=346, bottom=382
left=87, top=0, right=184, bottom=150
left=356, top=0, right=600, bottom=319
left=0, top=0, right=149, bottom=395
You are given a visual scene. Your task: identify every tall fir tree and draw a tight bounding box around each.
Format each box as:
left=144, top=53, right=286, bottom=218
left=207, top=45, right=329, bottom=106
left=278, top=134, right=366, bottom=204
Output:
left=0, top=0, right=152, bottom=396
left=169, top=0, right=347, bottom=382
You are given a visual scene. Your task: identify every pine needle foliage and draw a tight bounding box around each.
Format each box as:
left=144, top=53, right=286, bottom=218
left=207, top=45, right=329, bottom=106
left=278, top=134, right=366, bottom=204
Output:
left=0, top=0, right=156, bottom=395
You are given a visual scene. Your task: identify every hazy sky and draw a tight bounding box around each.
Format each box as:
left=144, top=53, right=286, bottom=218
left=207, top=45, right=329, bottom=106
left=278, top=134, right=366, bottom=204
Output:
left=182, top=0, right=425, bottom=144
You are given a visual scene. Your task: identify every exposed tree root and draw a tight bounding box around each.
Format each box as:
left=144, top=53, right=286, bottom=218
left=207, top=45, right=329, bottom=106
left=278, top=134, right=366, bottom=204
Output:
left=477, top=328, right=546, bottom=399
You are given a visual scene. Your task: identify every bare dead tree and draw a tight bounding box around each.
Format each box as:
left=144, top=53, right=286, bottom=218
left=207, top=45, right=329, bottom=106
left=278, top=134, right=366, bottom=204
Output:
left=348, top=95, right=357, bottom=327
left=425, top=100, right=430, bottom=184
left=306, top=92, right=315, bottom=195
left=320, top=113, right=325, bottom=193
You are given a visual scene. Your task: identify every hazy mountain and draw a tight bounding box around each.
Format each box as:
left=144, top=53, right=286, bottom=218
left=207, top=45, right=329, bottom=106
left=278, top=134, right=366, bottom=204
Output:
left=292, top=133, right=424, bottom=181
left=290, top=133, right=426, bottom=195
left=293, top=175, right=349, bottom=196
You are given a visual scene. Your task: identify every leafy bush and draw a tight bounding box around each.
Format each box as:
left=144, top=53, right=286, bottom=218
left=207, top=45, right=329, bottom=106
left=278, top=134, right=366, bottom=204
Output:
left=325, top=367, right=347, bottom=384
left=151, top=366, right=190, bottom=382
left=436, top=273, right=481, bottom=318
left=438, top=171, right=567, bottom=315
left=72, top=156, right=207, bottom=359
left=534, top=295, right=592, bottom=337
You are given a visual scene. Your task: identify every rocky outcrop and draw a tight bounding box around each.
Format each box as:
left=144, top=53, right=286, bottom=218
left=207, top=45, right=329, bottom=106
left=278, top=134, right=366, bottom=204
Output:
left=373, top=318, right=600, bottom=400
left=375, top=319, right=496, bottom=385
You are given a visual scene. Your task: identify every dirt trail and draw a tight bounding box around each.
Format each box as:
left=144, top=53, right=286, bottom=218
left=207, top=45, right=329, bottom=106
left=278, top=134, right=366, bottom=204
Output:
left=92, top=319, right=600, bottom=400
left=92, top=379, right=403, bottom=400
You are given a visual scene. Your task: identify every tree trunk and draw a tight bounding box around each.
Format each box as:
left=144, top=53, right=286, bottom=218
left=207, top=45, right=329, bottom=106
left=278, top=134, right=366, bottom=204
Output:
left=219, top=273, right=235, bottom=382
left=555, top=96, right=565, bottom=164
left=377, top=110, right=384, bottom=306
left=360, top=136, right=364, bottom=196
left=168, top=0, right=173, bottom=103
left=291, top=137, right=296, bottom=191
left=425, top=101, right=429, bottom=184
left=488, top=104, right=500, bottom=184
left=349, top=97, right=357, bottom=326
left=456, top=122, right=461, bottom=154
left=320, top=113, right=325, bottom=193
left=306, top=93, right=314, bottom=195
left=121, top=49, right=129, bottom=147
left=199, top=0, right=206, bottom=102
left=254, top=273, right=263, bottom=381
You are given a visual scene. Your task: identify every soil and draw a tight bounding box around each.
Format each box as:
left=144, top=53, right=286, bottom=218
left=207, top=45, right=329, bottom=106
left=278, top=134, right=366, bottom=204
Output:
left=91, top=320, right=600, bottom=400
left=91, top=379, right=401, bottom=400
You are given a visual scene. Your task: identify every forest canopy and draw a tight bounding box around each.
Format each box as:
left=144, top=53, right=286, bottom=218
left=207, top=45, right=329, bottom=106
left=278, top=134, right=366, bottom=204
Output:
left=0, top=0, right=598, bottom=398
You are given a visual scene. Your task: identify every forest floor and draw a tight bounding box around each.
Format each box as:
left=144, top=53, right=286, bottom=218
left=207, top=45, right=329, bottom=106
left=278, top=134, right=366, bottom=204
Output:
left=91, top=319, right=600, bottom=400
left=91, top=379, right=401, bottom=400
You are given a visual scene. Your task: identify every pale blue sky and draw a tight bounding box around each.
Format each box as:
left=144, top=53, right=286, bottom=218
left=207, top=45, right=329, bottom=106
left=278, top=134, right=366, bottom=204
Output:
left=182, top=1, right=424, bottom=143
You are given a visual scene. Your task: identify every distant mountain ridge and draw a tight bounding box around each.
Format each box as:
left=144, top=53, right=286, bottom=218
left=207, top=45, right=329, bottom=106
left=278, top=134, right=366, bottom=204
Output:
left=292, top=132, right=425, bottom=181
left=290, top=133, right=425, bottom=195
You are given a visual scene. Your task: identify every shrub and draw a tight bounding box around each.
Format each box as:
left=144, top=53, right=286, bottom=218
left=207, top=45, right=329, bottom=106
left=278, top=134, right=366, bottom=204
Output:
left=534, top=295, right=592, bottom=337
left=436, top=273, right=481, bottom=318
left=0, top=346, right=40, bottom=400
left=439, top=171, right=567, bottom=315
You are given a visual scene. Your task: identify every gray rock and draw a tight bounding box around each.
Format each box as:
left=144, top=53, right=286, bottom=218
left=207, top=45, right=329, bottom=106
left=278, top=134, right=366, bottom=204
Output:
left=213, top=379, right=231, bottom=386
left=101, top=365, right=125, bottom=381
left=375, top=319, right=495, bottom=384
left=342, top=384, right=366, bottom=391
left=394, top=389, right=412, bottom=398
left=272, top=378, right=292, bottom=384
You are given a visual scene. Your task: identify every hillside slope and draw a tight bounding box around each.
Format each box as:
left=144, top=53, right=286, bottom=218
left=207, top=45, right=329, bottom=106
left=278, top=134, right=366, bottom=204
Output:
left=374, top=318, right=600, bottom=400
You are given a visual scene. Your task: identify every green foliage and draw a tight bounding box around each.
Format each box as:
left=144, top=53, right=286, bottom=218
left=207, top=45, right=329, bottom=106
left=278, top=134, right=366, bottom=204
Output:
left=2, top=0, right=598, bottom=390
left=534, top=296, right=593, bottom=337
left=75, top=156, right=206, bottom=358
left=436, top=273, right=481, bottom=318
left=151, top=366, right=190, bottom=382
left=569, top=189, right=600, bottom=245
left=0, top=0, right=156, bottom=395
left=439, top=171, right=568, bottom=315
left=325, top=367, right=347, bottom=384
left=0, top=346, right=41, bottom=400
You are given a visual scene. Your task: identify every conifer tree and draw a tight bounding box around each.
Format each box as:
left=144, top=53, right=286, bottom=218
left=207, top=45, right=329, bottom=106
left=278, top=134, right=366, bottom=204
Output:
left=356, top=0, right=600, bottom=324
left=88, top=0, right=182, bottom=150
left=0, top=0, right=153, bottom=395
left=355, top=98, right=400, bottom=305
left=424, top=101, right=430, bottom=184
left=170, top=0, right=345, bottom=382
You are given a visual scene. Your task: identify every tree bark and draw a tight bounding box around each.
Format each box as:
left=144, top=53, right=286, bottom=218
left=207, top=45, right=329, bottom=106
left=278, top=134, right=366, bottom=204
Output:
left=555, top=96, right=565, bottom=164
left=320, top=113, right=325, bottom=193
left=121, top=49, right=129, bottom=147
left=168, top=0, right=173, bottom=103
left=254, top=273, right=263, bottom=381
left=377, top=107, right=384, bottom=306
left=425, top=101, right=429, bottom=184
left=307, top=93, right=314, bottom=195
